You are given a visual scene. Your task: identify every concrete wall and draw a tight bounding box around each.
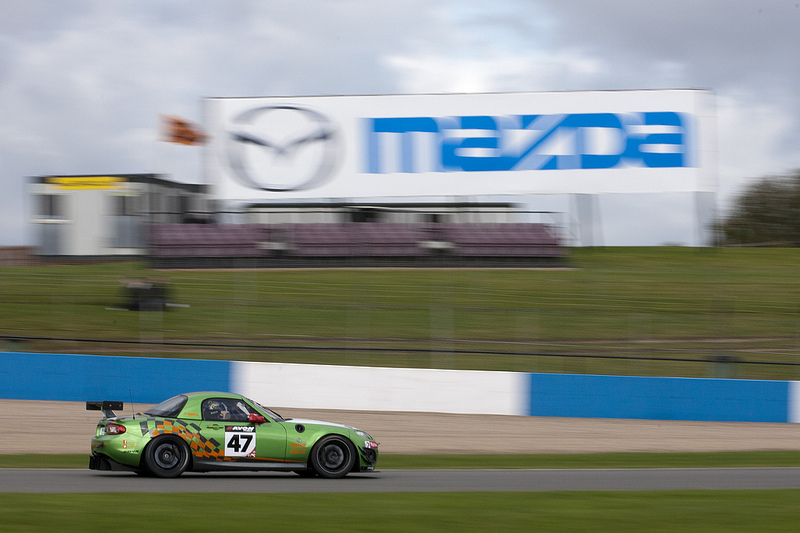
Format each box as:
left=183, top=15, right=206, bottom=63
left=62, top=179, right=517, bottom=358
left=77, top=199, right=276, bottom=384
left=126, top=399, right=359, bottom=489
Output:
left=2, top=352, right=798, bottom=423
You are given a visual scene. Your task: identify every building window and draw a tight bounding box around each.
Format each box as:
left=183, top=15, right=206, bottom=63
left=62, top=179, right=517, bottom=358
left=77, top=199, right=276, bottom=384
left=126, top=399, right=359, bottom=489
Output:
left=348, top=208, right=383, bottom=223
left=38, top=194, right=63, bottom=219
left=114, top=195, right=143, bottom=248
left=178, top=195, right=189, bottom=218
left=115, top=195, right=139, bottom=216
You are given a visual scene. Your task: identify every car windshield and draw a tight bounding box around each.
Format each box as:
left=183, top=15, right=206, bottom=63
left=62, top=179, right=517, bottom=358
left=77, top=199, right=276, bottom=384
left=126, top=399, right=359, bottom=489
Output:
left=253, top=400, right=284, bottom=422
left=144, top=394, right=188, bottom=417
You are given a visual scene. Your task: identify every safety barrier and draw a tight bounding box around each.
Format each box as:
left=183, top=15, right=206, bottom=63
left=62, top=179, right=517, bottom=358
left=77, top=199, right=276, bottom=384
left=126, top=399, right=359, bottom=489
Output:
left=0, top=352, right=229, bottom=403
left=2, top=352, right=798, bottom=423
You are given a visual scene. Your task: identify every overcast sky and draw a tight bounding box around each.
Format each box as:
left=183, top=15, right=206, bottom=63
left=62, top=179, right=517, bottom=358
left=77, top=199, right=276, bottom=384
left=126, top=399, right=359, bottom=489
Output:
left=2, top=0, right=800, bottom=246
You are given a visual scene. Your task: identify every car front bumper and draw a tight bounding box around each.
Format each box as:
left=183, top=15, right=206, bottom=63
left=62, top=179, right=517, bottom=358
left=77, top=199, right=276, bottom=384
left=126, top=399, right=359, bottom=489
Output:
left=357, top=445, right=379, bottom=472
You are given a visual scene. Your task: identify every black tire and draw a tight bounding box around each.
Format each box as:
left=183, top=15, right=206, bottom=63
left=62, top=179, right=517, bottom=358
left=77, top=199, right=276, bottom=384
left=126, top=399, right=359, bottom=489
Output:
left=143, top=436, right=191, bottom=478
left=310, top=435, right=356, bottom=479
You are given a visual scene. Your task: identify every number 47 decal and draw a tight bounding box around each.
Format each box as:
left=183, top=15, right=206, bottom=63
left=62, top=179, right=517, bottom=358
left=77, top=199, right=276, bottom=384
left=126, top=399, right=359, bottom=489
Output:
left=225, top=428, right=257, bottom=457
left=228, top=434, right=253, bottom=453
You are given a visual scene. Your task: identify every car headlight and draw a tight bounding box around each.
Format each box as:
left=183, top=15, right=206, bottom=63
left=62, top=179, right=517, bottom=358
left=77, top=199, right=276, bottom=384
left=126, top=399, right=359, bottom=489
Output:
left=355, top=430, right=372, bottom=440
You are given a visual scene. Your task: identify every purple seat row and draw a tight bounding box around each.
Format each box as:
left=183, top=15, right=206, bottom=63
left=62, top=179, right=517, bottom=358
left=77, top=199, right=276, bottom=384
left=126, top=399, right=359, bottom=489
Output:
left=149, top=223, right=564, bottom=258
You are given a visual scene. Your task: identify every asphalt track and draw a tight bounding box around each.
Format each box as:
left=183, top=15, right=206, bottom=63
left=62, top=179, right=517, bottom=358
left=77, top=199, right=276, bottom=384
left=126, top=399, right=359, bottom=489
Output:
left=2, top=468, right=800, bottom=493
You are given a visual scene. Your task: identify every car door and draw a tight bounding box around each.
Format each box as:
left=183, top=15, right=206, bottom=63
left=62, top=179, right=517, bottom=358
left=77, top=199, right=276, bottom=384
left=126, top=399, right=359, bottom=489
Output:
left=200, top=398, right=286, bottom=462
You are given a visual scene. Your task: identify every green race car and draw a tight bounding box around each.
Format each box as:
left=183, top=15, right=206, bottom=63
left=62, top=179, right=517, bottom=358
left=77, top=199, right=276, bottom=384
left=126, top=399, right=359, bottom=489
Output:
left=87, top=391, right=379, bottom=478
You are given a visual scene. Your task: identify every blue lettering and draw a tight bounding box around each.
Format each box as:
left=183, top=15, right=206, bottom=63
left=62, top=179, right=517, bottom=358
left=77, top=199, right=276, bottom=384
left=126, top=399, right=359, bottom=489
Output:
left=637, top=112, right=685, bottom=168
left=441, top=116, right=516, bottom=172
left=367, top=117, right=438, bottom=173
left=364, top=112, right=688, bottom=174
left=561, top=113, right=625, bottom=170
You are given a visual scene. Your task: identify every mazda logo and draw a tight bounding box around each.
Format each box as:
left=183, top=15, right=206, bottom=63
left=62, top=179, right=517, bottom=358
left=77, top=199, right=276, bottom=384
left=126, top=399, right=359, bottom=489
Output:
left=226, top=105, right=339, bottom=192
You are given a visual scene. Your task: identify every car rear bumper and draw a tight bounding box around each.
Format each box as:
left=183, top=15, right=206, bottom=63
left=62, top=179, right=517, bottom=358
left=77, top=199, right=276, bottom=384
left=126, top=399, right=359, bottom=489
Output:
left=88, top=453, right=138, bottom=473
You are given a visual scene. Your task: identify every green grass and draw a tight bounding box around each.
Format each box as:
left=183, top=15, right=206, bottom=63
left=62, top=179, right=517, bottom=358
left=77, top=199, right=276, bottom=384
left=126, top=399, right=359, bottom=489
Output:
left=0, top=455, right=88, bottom=469
left=6, top=451, right=800, bottom=470
left=1, top=491, right=799, bottom=532
left=4, top=247, right=800, bottom=378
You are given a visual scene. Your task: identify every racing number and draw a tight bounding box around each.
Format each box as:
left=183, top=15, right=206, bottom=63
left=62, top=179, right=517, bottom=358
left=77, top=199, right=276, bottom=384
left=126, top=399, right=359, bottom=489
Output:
left=224, top=426, right=257, bottom=457
left=227, top=434, right=252, bottom=453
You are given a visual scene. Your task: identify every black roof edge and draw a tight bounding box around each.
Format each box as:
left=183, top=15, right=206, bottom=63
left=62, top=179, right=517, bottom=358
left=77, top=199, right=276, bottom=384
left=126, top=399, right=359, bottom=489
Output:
left=30, top=173, right=207, bottom=193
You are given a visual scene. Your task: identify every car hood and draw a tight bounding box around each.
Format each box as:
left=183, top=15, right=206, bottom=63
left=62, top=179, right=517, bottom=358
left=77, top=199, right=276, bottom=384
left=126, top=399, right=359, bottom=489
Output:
left=284, top=418, right=353, bottom=430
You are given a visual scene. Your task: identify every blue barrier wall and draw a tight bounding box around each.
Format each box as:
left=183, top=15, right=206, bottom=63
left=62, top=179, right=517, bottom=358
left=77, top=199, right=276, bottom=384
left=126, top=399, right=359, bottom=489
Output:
left=0, top=352, right=231, bottom=404
left=1, top=352, right=796, bottom=422
left=528, top=373, right=791, bottom=422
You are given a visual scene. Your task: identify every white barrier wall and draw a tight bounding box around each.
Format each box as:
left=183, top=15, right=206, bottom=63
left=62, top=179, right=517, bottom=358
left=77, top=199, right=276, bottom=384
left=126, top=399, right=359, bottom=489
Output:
left=232, top=362, right=529, bottom=416
left=792, top=381, right=800, bottom=424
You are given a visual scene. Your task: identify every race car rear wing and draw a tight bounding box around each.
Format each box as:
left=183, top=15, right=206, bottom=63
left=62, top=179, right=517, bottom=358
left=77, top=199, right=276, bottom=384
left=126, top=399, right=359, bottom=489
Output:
left=86, top=401, right=124, bottom=419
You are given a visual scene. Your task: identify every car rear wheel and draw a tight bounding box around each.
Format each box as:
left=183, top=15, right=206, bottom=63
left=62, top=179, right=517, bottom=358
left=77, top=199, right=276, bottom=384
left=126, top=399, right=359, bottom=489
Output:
left=310, top=435, right=356, bottom=479
left=143, top=436, right=191, bottom=478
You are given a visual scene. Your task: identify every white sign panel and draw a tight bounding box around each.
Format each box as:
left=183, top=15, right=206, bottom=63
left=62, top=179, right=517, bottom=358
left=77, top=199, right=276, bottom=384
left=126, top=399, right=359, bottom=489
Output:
left=205, top=90, right=715, bottom=202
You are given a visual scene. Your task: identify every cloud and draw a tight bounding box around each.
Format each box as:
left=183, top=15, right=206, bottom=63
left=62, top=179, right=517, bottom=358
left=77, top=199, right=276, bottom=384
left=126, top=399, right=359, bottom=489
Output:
left=385, top=48, right=608, bottom=94
left=715, top=95, right=799, bottom=206
left=381, top=0, right=800, bottom=225
left=2, top=0, right=800, bottom=245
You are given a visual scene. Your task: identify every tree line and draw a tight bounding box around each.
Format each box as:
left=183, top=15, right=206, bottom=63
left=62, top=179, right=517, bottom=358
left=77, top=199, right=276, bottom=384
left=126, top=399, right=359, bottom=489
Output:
left=716, top=170, right=800, bottom=246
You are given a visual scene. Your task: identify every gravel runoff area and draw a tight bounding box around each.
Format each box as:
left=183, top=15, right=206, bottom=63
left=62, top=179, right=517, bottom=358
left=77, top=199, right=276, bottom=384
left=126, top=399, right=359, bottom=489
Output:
left=4, top=399, right=800, bottom=455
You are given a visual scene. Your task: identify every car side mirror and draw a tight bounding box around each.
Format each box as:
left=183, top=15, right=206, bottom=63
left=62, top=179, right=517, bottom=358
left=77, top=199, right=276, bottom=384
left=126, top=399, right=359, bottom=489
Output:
left=249, top=413, right=266, bottom=424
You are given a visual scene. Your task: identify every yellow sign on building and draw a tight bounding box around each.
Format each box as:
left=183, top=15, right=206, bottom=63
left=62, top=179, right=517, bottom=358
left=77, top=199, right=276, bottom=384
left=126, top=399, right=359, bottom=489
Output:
left=46, top=176, right=125, bottom=190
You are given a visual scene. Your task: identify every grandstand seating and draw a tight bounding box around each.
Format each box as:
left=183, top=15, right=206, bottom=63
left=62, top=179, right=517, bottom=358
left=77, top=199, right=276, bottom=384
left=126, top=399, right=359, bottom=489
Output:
left=434, top=223, right=562, bottom=257
left=149, top=224, right=267, bottom=258
left=148, top=222, right=565, bottom=268
left=284, top=223, right=355, bottom=256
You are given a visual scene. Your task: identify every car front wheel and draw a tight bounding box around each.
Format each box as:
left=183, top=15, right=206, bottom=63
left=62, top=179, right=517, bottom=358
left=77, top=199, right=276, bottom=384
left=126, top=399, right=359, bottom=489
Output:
left=143, top=436, right=191, bottom=478
left=310, top=435, right=356, bottom=479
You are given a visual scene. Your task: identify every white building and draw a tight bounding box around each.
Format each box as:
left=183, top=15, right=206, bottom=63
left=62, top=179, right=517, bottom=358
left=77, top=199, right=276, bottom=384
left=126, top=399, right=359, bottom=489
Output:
left=30, top=174, right=208, bottom=258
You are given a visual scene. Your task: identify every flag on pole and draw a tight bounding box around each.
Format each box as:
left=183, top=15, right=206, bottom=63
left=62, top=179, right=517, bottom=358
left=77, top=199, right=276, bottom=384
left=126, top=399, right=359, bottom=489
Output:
left=160, top=115, right=208, bottom=145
